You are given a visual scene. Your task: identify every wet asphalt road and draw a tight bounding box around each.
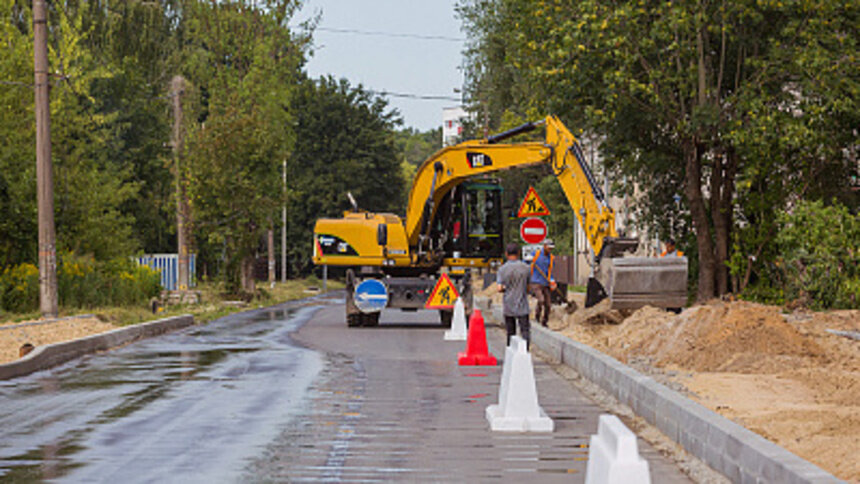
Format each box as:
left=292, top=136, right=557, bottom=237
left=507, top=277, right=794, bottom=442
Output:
left=0, top=294, right=690, bottom=483
left=0, top=296, right=331, bottom=483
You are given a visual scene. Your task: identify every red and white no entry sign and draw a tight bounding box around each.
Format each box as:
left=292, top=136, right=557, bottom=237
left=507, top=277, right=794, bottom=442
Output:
left=519, top=217, right=547, bottom=244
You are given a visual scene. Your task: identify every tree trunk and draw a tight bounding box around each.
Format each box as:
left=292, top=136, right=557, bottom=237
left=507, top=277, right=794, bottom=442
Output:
left=710, top=151, right=731, bottom=296
left=240, top=255, right=256, bottom=295
left=716, top=149, right=736, bottom=295
left=684, top=139, right=716, bottom=301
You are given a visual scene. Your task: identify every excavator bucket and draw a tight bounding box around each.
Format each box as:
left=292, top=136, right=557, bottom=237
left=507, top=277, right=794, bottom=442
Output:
left=588, top=257, right=688, bottom=310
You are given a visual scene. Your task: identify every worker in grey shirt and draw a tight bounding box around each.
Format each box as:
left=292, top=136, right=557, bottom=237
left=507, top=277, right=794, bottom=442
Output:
left=497, top=242, right=531, bottom=349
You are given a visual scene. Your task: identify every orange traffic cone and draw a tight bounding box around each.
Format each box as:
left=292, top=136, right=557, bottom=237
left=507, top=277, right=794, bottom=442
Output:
left=458, top=309, right=497, bottom=366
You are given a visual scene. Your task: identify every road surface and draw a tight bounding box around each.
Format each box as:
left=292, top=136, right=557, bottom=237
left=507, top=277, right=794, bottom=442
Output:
left=0, top=294, right=690, bottom=482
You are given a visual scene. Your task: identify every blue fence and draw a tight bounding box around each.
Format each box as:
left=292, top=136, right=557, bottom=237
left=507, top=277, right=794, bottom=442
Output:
left=136, top=254, right=196, bottom=291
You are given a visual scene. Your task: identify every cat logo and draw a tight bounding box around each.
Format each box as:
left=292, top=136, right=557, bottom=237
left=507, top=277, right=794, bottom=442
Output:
left=466, top=152, right=493, bottom=168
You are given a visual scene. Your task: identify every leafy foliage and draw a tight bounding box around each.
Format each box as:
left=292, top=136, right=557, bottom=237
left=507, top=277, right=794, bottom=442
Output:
left=287, top=76, right=404, bottom=273
left=458, top=0, right=859, bottom=306
left=775, top=201, right=859, bottom=310
left=0, top=254, right=160, bottom=313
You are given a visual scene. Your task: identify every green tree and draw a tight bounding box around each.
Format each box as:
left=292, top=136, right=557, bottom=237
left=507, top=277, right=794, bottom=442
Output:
left=394, top=126, right=442, bottom=197
left=776, top=200, right=859, bottom=309
left=287, top=76, right=404, bottom=273
left=0, top=0, right=140, bottom=265
left=181, top=0, right=305, bottom=293
left=459, top=0, right=859, bottom=303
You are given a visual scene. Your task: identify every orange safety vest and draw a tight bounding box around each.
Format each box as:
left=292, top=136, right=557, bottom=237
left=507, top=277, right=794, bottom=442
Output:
left=660, top=249, right=684, bottom=257
left=530, top=249, right=554, bottom=282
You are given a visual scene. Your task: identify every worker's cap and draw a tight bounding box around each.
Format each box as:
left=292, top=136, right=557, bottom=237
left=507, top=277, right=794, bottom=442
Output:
left=543, top=238, right=555, bottom=247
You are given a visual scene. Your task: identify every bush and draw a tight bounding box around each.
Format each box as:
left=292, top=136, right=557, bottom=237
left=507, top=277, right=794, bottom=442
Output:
left=0, top=263, right=39, bottom=313
left=776, top=200, right=860, bottom=310
left=0, top=254, right=162, bottom=314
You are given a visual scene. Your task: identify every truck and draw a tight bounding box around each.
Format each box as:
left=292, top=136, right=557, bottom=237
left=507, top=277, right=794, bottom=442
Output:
left=312, top=115, right=688, bottom=327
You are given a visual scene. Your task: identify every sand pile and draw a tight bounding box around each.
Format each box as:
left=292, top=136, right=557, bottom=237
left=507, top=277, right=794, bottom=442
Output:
left=561, top=300, right=828, bottom=373
left=646, top=302, right=826, bottom=373
left=556, top=299, right=859, bottom=480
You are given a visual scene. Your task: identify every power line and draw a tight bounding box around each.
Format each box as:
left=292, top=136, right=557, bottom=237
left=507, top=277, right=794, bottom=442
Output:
left=304, top=26, right=465, bottom=42
left=369, top=90, right=462, bottom=102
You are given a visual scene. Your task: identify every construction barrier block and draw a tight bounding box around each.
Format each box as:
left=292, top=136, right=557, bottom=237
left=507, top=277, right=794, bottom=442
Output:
left=585, top=414, right=651, bottom=484
left=485, top=336, right=553, bottom=432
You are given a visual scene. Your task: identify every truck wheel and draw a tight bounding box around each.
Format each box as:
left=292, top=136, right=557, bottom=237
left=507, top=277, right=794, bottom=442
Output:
left=345, top=269, right=359, bottom=327
left=439, top=310, right=453, bottom=328
left=362, top=312, right=380, bottom=327
left=347, top=313, right=362, bottom=327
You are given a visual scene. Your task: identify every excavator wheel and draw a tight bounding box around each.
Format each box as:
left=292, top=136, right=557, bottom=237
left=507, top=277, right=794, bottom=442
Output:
left=362, top=312, right=380, bottom=327
left=347, top=313, right=363, bottom=328
left=345, top=269, right=361, bottom=327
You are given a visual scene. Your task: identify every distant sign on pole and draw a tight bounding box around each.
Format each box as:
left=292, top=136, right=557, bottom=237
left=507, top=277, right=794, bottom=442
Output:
left=521, top=244, right=542, bottom=262
left=520, top=217, right=548, bottom=245
left=517, top=186, right=550, bottom=217
left=425, top=273, right=460, bottom=309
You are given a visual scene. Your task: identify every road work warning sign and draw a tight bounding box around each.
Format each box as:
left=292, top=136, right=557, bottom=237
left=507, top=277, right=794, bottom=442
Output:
left=425, top=273, right=460, bottom=309
left=517, top=186, right=550, bottom=217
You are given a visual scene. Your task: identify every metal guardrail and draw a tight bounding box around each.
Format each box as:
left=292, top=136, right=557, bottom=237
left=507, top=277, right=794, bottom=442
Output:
left=136, top=254, right=196, bottom=291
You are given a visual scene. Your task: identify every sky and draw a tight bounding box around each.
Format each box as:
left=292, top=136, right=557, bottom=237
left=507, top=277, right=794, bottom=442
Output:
left=294, top=0, right=466, bottom=131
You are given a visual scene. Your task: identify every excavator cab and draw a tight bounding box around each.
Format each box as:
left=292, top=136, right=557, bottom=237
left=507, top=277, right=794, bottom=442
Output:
left=434, top=180, right=504, bottom=261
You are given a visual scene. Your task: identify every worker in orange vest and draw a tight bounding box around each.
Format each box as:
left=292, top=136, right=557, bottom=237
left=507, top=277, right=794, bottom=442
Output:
left=660, top=238, right=684, bottom=257
left=529, top=239, right=556, bottom=327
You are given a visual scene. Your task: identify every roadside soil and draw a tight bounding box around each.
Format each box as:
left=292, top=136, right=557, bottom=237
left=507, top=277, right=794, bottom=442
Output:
left=0, top=316, right=116, bottom=364
left=476, top=281, right=859, bottom=481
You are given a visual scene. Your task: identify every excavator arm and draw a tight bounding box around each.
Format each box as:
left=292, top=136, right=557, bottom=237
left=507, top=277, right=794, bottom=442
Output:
left=405, top=115, right=627, bottom=260
left=405, top=115, right=687, bottom=309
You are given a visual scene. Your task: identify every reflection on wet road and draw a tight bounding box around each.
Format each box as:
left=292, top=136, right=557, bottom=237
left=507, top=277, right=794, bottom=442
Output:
left=0, top=297, right=332, bottom=483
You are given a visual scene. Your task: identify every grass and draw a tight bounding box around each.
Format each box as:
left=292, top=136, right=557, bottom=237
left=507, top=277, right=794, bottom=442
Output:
left=568, top=284, right=587, bottom=293
left=0, top=277, right=344, bottom=327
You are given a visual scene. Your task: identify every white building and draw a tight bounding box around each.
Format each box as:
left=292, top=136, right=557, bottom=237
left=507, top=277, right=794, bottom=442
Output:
left=442, top=106, right=468, bottom=146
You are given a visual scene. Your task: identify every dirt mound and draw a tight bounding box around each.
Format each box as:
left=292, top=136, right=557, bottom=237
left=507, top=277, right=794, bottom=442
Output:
left=655, top=302, right=827, bottom=373
left=553, top=297, right=858, bottom=480
left=561, top=300, right=828, bottom=373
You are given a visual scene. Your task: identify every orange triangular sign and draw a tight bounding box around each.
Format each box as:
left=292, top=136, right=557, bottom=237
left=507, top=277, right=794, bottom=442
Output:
left=425, top=273, right=460, bottom=309
left=517, top=186, right=550, bottom=217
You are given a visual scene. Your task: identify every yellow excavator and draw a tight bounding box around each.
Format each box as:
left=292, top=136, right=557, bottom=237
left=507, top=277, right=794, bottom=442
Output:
left=313, top=115, right=687, bottom=327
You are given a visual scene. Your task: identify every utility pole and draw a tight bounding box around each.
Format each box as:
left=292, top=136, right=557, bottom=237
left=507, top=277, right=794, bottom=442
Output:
left=267, top=226, right=275, bottom=286
left=170, top=76, right=190, bottom=292
left=281, top=158, right=287, bottom=282
left=34, top=0, right=58, bottom=318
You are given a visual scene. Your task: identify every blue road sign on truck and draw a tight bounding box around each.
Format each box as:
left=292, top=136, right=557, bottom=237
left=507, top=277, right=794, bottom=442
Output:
left=354, top=279, right=388, bottom=313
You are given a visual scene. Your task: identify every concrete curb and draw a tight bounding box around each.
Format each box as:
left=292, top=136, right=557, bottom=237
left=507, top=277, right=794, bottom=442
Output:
left=0, top=314, right=194, bottom=381
left=475, top=296, right=840, bottom=484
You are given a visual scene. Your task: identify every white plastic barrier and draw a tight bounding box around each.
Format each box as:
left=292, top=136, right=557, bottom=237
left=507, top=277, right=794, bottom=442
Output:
left=443, top=298, right=468, bottom=341
left=585, top=414, right=651, bottom=484
left=485, top=336, right=553, bottom=432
